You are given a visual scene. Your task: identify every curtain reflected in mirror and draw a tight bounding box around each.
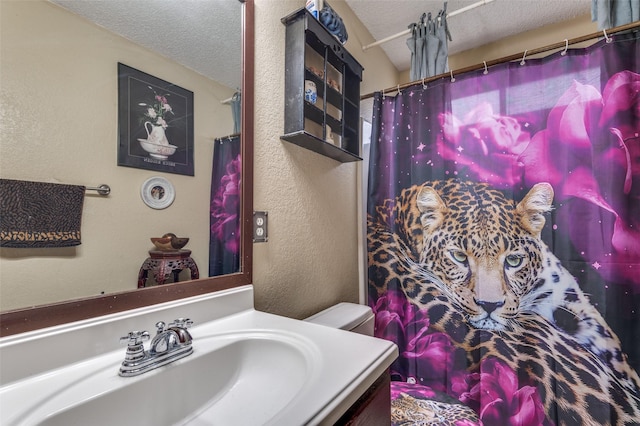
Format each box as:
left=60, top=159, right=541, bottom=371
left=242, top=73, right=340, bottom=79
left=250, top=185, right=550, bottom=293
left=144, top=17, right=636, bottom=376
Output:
left=230, top=91, right=242, bottom=134
left=210, top=135, right=241, bottom=276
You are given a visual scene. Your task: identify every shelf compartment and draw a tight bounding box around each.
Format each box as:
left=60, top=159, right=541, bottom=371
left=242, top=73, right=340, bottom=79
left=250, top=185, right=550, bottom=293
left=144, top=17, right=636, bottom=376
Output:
left=303, top=101, right=342, bottom=132
left=282, top=131, right=362, bottom=163
left=304, top=69, right=343, bottom=111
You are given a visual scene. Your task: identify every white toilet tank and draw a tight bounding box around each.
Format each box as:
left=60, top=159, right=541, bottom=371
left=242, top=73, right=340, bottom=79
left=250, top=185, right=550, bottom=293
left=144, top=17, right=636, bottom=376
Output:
left=304, top=302, right=375, bottom=336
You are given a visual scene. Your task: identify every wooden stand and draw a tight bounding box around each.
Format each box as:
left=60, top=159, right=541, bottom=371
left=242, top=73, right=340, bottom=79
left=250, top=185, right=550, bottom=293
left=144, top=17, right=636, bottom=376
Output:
left=137, top=249, right=199, bottom=288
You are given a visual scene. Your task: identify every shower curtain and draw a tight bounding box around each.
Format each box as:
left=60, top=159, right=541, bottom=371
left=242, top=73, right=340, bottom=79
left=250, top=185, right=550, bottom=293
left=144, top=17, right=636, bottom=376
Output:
left=592, top=0, right=640, bottom=30
left=230, top=91, right=241, bottom=135
left=368, top=32, right=639, bottom=425
left=407, top=5, right=451, bottom=81
left=209, top=135, right=241, bottom=276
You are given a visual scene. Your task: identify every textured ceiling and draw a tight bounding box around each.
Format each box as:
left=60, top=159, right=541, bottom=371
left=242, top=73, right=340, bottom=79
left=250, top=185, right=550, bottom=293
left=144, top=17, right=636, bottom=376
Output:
left=345, top=0, right=592, bottom=72
left=49, top=0, right=593, bottom=87
left=49, top=0, right=242, bottom=90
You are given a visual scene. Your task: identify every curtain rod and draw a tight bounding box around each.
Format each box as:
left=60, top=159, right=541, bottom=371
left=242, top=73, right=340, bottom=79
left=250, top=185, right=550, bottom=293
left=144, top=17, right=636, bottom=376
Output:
left=361, top=20, right=640, bottom=101
left=362, top=0, right=495, bottom=51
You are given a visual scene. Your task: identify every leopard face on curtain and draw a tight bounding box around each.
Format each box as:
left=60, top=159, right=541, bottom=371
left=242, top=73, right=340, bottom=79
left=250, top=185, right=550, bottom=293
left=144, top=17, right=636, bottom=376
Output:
left=367, top=32, right=640, bottom=426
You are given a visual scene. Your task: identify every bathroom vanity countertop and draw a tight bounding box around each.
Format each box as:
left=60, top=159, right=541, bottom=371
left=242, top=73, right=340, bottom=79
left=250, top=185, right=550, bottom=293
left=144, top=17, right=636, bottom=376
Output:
left=0, top=285, right=398, bottom=425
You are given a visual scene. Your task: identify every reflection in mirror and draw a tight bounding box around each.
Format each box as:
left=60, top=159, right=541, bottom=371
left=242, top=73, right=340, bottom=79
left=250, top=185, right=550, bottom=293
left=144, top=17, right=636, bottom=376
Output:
left=0, top=0, right=254, bottom=336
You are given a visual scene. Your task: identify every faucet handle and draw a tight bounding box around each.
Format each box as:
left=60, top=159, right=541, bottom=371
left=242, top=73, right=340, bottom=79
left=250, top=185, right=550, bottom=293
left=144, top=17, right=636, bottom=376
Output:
left=119, top=330, right=150, bottom=346
left=120, top=331, right=150, bottom=365
left=155, top=321, right=167, bottom=334
left=169, top=318, right=193, bottom=329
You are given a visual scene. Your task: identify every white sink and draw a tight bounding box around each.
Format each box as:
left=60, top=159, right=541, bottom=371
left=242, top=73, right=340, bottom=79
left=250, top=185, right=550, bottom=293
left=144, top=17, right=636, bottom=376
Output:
left=16, top=332, right=316, bottom=425
left=0, top=286, right=397, bottom=426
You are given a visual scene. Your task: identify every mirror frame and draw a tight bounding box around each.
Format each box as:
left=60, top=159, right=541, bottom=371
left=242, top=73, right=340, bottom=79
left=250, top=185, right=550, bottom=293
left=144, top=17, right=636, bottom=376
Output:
left=0, top=0, right=254, bottom=337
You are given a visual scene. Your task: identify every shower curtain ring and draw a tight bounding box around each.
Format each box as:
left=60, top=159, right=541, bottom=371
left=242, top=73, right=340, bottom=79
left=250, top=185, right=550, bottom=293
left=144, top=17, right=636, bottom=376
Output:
left=397, top=84, right=401, bottom=94
left=561, top=39, right=568, bottom=56
left=422, top=78, right=427, bottom=89
left=603, top=29, right=612, bottom=43
left=483, top=61, right=488, bottom=75
left=450, top=70, right=455, bottom=82
left=520, top=50, right=528, bottom=66
left=382, top=88, right=385, bottom=99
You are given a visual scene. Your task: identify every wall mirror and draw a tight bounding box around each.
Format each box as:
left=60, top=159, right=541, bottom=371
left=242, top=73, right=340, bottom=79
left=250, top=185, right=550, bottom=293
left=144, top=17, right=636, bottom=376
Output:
left=0, top=0, right=254, bottom=336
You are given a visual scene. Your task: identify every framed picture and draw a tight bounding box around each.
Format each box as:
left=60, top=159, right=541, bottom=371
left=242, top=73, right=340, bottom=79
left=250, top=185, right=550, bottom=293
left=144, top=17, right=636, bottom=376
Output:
left=140, top=176, right=176, bottom=210
left=117, top=63, right=194, bottom=176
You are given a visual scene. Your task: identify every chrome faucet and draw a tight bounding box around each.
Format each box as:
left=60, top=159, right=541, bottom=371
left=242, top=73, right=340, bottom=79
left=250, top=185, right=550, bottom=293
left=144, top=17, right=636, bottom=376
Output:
left=119, top=318, right=193, bottom=377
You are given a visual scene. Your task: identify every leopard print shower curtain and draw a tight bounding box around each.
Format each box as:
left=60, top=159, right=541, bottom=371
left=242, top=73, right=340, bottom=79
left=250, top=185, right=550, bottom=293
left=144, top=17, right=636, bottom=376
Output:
left=367, top=32, right=640, bottom=426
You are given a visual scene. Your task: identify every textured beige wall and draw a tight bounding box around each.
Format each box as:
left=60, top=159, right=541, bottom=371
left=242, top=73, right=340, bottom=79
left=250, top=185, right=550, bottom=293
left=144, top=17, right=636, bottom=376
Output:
left=251, top=0, right=397, bottom=319
left=449, top=14, right=598, bottom=70
left=0, top=1, right=235, bottom=310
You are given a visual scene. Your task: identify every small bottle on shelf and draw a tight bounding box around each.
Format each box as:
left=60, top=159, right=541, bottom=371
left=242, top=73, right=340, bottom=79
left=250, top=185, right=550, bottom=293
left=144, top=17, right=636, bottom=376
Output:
left=305, top=0, right=323, bottom=19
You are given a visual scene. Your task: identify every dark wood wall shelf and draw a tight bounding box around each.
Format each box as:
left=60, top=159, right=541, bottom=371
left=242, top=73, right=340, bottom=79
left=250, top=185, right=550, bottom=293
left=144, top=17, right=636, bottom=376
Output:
left=281, top=8, right=364, bottom=163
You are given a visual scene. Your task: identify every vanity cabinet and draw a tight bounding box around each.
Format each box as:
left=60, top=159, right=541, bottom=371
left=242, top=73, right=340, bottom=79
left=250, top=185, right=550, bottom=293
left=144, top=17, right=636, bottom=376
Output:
left=336, top=371, right=391, bottom=425
left=281, top=8, right=364, bottom=163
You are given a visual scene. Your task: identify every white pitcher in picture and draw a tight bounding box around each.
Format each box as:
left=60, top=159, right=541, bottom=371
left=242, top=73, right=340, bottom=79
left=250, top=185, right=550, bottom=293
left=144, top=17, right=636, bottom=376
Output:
left=145, top=121, right=170, bottom=146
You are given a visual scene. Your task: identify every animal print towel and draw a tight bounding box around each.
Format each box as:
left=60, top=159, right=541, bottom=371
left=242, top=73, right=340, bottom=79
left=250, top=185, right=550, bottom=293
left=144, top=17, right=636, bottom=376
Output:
left=0, top=179, right=85, bottom=248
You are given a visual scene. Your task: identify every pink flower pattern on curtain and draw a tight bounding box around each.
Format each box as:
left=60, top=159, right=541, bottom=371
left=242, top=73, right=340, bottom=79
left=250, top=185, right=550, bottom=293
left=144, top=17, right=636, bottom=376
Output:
left=209, top=136, right=241, bottom=276
left=436, top=70, right=640, bottom=287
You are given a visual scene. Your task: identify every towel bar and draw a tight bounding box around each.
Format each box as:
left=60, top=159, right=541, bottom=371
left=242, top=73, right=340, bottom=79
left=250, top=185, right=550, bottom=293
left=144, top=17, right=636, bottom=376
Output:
left=86, top=184, right=111, bottom=196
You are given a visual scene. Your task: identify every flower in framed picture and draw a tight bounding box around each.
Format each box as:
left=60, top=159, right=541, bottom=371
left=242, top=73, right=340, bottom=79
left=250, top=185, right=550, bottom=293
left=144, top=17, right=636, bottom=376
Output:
left=139, top=86, right=174, bottom=129
left=137, top=87, right=175, bottom=152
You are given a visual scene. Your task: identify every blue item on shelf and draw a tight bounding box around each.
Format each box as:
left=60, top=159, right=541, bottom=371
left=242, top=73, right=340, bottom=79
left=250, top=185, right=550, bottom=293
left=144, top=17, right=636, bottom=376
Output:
left=319, top=3, right=348, bottom=44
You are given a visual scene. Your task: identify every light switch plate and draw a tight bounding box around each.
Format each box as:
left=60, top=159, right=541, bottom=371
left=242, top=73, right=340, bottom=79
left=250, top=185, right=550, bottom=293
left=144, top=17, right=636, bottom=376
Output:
left=253, top=211, right=268, bottom=243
